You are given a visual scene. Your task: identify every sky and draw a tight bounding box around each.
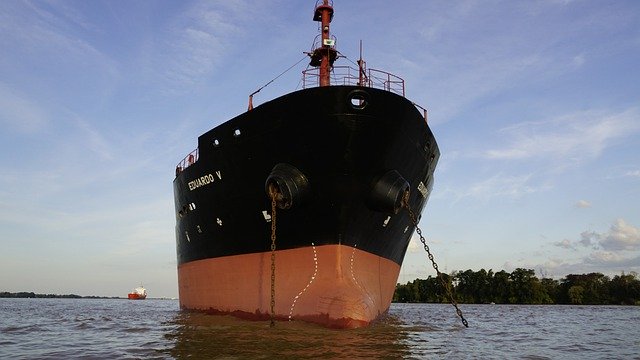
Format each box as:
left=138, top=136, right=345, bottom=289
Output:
left=0, top=0, right=638, bottom=298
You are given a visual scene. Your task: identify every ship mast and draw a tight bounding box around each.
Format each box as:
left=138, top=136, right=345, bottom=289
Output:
left=309, top=0, right=337, bottom=86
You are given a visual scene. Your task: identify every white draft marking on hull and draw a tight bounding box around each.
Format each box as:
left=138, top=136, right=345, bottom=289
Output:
left=289, top=242, right=318, bottom=320
left=350, top=245, right=361, bottom=287
left=350, top=244, right=375, bottom=310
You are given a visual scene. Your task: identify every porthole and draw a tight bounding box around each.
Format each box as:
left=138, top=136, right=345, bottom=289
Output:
left=234, top=129, right=241, bottom=137
left=213, top=139, right=220, bottom=147
left=348, top=90, right=369, bottom=110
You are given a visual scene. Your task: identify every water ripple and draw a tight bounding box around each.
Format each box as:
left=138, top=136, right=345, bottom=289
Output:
left=1, top=299, right=639, bottom=359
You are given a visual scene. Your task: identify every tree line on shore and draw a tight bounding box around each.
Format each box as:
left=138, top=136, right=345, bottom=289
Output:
left=0, top=292, right=119, bottom=299
left=393, top=268, right=640, bottom=305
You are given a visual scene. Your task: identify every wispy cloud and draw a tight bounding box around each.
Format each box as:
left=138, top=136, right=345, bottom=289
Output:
left=572, top=53, right=586, bottom=68
left=159, top=0, right=258, bottom=91
left=625, top=170, right=640, bottom=178
left=0, top=0, right=118, bottom=114
left=485, top=108, right=640, bottom=162
left=446, top=173, right=550, bottom=202
left=21, top=0, right=99, bottom=33
left=407, top=231, right=443, bottom=254
left=599, top=219, right=640, bottom=251
left=70, top=114, right=114, bottom=161
left=468, top=174, right=536, bottom=199
left=540, top=219, right=640, bottom=276
left=559, top=219, right=640, bottom=252
left=554, top=239, right=575, bottom=250
left=1, top=1, right=112, bottom=67
left=575, top=200, right=591, bottom=208
left=579, top=230, right=599, bottom=248
left=0, top=84, right=48, bottom=133
left=399, top=0, right=617, bottom=124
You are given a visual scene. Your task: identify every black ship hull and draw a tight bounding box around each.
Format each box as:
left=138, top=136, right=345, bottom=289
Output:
left=173, top=85, right=439, bottom=327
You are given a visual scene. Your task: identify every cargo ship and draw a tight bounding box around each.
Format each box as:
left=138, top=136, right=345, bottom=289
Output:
left=173, top=0, right=439, bottom=328
left=128, top=286, right=147, bottom=300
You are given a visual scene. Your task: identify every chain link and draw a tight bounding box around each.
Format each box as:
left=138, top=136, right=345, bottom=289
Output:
left=265, top=184, right=467, bottom=327
left=268, top=185, right=278, bottom=327
left=402, top=191, right=469, bottom=328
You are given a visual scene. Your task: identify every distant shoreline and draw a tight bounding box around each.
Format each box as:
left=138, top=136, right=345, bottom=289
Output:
left=0, top=292, right=175, bottom=300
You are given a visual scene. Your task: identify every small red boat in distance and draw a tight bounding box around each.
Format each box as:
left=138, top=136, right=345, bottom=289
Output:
left=127, top=286, right=147, bottom=300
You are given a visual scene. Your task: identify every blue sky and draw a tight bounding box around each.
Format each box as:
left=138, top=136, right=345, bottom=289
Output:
left=1, top=0, right=638, bottom=298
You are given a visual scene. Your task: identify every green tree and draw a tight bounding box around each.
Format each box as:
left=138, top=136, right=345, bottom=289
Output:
left=423, top=276, right=445, bottom=303
left=454, top=269, right=476, bottom=303
left=393, top=282, right=412, bottom=302
left=559, top=273, right=610, bottom=304
left=540, top=278, right=559, bottom=304
left=568, top=285, right=584, bottom=304
left=455, top=268, right=493, bottom=304
left=393, top=269, right=640, bottom=305
left=509, top=268, right=546, bottom=304
left=609, top=272, right=640, bottom=305
left=490, top=270, right=511, bottom=304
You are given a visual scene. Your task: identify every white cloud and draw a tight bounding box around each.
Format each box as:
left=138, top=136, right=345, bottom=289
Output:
left=0, top=84, right=48, bottom=133
left=575, top=200, right=591, bottom=208
left=0, top=1, right=113, bottom=69
left=554, top=239, right=575, bottom=250
left=572, top=53, right=585, bottom=68
left=407, top=232, right=421, bottom=253
left=401, top=0, right=626, bottom=125
left=600, top=219, right=640, bottom=251
left=71, top=114, right=114, bottom=161
left=407, top=231, right=441, bottom=253
left=510, top=252, right=640, bottom=279
left=460, top=173, right=543, bottom=201
left=585, top=250, right=625, bottom=265
left=625, top=170, right=640, bottom=178
left=160, top=0, right=257, bottom=91
left=579, top=230, right=600, bottom=248
left=566, top=220, right=640, bottom=251
left=437, top=172, right=553, bottom=204
left=536, top=219, right=640, bottom=276
left=485, top=108, right=640, bottom=163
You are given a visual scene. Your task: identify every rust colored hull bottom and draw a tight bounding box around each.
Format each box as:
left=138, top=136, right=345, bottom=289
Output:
left=178, top=244, right=401, bottom=329
left=127, top=294, right=146, bottom=300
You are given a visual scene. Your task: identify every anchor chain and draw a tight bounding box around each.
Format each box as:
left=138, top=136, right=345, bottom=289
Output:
left=268, top=184, right=279, bottom=327
left=402, top=191, right=469, bottom=328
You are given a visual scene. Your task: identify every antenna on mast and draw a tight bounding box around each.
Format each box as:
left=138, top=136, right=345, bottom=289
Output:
left=308, top=0, right=337, bottom=86
left=357, top=40, right=367, bottom=86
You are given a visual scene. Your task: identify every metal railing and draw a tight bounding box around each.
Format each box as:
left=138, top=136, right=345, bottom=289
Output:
left=175, top=148, right=199, bottom=175
left=302, top=66, right=405, bottom=97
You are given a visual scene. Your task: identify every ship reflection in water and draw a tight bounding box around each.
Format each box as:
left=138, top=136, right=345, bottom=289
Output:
left=166, top=310, right=415, bottom=359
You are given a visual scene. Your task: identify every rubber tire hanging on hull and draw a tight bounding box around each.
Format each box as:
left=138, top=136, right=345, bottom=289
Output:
left=265, top=163, right=310, bottom=209
left=367, top=170, right=409, bottom=214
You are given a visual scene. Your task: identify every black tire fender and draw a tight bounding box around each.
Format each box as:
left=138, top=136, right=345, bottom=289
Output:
left=265, top=163, right=310, bottom=209
left=367, top=170, right=409, bottom=214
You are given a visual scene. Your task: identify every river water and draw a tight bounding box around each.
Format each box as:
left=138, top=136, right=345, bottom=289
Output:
left=1, top=298, right=638, bottom=359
